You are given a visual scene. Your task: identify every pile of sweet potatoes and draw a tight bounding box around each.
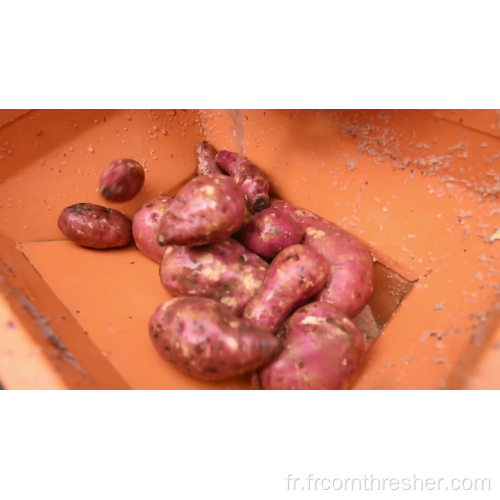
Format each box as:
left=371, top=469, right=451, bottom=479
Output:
left=57, top=140, right=375, bottom=390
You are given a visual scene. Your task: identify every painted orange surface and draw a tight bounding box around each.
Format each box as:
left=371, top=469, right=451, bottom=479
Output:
left=0, top=109, right=498, bottom=389
left=0, top=110, right=30, bottom=129
left=433, top=109, right=500, bottom=139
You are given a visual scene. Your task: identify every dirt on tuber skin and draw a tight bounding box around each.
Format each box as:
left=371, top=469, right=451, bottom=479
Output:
left=196, top=141, right=222, bottom=176
left=216, top=150, right=270, bottom=212
left=255, top=301, right=364, bottom=390
left=238, top=207, right=304, bottom=260
left=243, top=244, right=330, bottom=335
left=149, top=296, right=281, bottom=381
left=160, top=238, right=268, bottom=316
left=99, top=158, right=145, bottom=202
left=132, top=196, right=173, bottom=262
left=157, top=174, right=246, bottom=247
left=58, top=203, right=132, bottom=249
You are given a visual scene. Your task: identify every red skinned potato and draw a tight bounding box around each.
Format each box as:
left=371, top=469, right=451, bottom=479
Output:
left=238, top=208, right=304, bottom=260
left=216, top=150, right=270, bottom=212
left=255, top=301, right=364, bottom=390
left=157, top=174, right=246, bottom=247
left=160, top=238, right=268, bottom=316
left=243, top=244, right=330, bottom=334
left=58, top=203, right=132, bottom=249
left=270, top=199, right=374, bottom=317
left=149, top=296, right=281, bottom=381
left=270, top=199, right=326, bottom=229
left=99, top=159, right=145, bottom=202
left=196, top=141, right=222, bottom=176
left=305, top=225, right=374, bottom=317
left=132, top=196, right=172, bottom=262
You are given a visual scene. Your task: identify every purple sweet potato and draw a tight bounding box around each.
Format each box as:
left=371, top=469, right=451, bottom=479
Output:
left=99, top=159, right=145, bottom=202
left=215, top=150, right=270, bottom=212
left=160, top=238, right=268, bottom=316
left=270, top=199, right=374, bottom=317
left=196, top=140, right=222, bottom=176
left=238, top=208, right=304, bottom=260
left=270, top=199, right=323, bottom=227
left=157, top=174, right=246, bottom=247
left=255, top=301, right=364, bottom=390
left=132, top=196, right=173, bottom=262
left=243, top=244, right=330, bottom=334
left=149, top=296, right=281, bottom=381
left=58, top=203, right=132, bottom=249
